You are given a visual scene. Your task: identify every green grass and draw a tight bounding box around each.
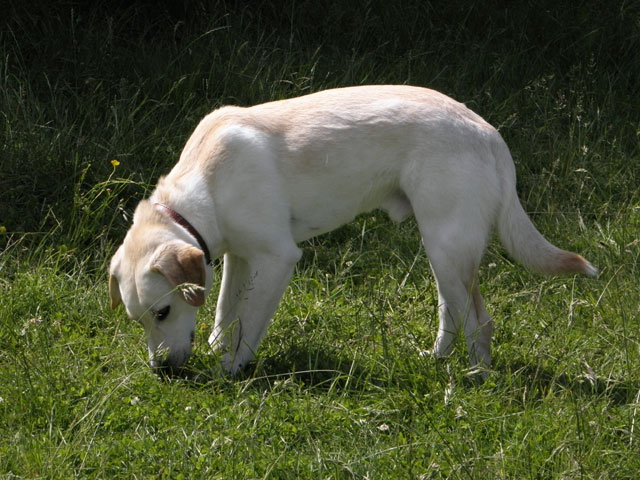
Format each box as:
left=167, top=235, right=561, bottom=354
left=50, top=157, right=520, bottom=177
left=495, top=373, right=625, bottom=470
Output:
left=1, top=0, right=639, bottom=478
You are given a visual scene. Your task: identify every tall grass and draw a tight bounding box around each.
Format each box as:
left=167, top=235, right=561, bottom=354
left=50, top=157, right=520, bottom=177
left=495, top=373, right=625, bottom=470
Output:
left=1, top=0, right=639, bottom=478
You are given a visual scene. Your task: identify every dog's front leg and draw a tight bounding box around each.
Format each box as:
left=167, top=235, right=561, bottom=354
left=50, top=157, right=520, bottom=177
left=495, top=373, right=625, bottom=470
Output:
left=208, top=253, right=250, bottom=352
left=218, top=249, right=301, bottom=374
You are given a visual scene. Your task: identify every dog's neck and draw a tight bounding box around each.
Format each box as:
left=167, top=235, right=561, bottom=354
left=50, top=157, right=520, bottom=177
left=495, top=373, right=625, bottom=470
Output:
left=149, top=170, right=227, bottom=266
left=153, top=202, right=213, bottom=265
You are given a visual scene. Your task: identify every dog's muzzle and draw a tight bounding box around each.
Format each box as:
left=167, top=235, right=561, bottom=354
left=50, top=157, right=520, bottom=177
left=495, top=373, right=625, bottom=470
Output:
left=151, top=331, right=195, bottom=378
left=153, top=358, right=186, bottom=378
left=152, top=352, right=191, bottom=378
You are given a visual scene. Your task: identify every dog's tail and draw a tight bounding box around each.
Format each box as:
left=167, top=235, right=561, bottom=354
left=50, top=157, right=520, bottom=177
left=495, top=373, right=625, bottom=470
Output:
left=496, top=164, right=597, bottom=277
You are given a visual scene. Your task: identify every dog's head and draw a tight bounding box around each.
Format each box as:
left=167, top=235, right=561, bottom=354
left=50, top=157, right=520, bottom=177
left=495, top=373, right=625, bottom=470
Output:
left=108, top=203, right=208, bottom=374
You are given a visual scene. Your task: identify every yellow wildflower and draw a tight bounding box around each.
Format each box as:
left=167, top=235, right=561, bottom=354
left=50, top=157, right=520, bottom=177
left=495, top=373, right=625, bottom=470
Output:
left=111, top=159, right=120, bottom=167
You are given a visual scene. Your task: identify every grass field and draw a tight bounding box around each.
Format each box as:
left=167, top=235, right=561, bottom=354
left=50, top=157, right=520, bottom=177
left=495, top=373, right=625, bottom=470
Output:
left=1, top=1, right=639, bottom=478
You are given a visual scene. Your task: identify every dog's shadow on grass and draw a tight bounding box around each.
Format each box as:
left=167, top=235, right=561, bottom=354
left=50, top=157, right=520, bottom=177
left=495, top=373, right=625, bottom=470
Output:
left=256, top=348, right=381, bottom=391
left=180, top=344, right=393, bottom=393
left=497, top=361, right=639, bottom=406
left=178, top=348, right=638, bottom=407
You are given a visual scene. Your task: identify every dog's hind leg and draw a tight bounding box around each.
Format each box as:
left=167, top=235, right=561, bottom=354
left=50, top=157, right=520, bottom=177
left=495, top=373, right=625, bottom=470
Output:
left=428, top=253, right=491, bottom=369
left=471, top=283, right=493, bottom=368
left=404, top=150, right=498, bottom=369
left=415, top=213, right=492, bottom=369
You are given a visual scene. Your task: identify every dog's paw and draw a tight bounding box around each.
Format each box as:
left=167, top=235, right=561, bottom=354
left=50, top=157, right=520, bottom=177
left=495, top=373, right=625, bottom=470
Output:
left=220, top=352, right=234, bottom=373
left=220, top=352, right=245, bottom=375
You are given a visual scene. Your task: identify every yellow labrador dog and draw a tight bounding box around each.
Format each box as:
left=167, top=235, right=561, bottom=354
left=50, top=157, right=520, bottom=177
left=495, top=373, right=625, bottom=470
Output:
left=109, top=85, right=597, bottom=375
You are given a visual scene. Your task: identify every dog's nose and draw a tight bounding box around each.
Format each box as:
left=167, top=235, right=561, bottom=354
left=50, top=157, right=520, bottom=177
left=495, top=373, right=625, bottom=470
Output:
left=153, top=358, right=181, bottom=378
left=152, top=351, right=191, bottom=378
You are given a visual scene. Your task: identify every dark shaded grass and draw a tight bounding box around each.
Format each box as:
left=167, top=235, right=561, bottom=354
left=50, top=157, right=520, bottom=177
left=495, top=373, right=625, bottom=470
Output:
left=1, top=0, right=639, bottom=478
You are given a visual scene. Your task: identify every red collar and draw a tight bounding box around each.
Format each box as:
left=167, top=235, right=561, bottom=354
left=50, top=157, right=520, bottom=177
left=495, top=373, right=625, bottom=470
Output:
left=154, top=202, right=213, bottom=266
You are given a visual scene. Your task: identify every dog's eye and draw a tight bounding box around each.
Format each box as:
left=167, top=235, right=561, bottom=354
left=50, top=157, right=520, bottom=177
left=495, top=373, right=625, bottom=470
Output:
left=155, top=305, right=171, bottom=321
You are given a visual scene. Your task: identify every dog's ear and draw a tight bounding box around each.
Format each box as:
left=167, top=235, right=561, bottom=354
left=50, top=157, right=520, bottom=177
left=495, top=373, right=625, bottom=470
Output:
left=108, top=247, right=123, bottom=309
left=151, top=242, right=206, bottom=307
